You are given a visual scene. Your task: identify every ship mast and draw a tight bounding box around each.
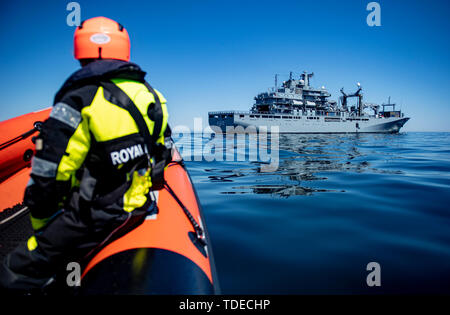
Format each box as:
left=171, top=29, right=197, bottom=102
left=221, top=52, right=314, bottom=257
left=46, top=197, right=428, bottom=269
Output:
left=382, top=96, right=396, bottom=112
left=301, top=71, right=314, bottom=87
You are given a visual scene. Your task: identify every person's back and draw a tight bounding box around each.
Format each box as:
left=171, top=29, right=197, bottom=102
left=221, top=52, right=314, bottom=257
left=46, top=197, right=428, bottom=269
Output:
left=0, top=17, right=171, bottom=291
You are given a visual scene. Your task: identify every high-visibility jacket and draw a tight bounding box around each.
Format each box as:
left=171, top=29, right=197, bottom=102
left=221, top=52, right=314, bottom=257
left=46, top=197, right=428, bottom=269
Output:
left=25, top=60, right=170, bottom=230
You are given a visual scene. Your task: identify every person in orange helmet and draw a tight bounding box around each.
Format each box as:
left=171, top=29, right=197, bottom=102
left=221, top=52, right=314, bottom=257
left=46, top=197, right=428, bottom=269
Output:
left=0, top=17, right=172, bottom=291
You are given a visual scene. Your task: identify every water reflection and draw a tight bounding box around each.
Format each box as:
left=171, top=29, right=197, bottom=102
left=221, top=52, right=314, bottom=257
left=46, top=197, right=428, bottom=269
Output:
left=199, top=133, right=405, bottom=197
left=222, top=185, right=331, bottom=197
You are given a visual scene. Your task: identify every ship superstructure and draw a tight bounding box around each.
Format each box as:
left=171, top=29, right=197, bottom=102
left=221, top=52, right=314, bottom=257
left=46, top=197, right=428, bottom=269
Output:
left=208, top=71, right=409, bottom=133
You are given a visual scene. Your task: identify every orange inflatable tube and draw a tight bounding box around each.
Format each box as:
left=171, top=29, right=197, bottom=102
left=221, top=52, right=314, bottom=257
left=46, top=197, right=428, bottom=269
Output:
left=0, top=108, right=51, bottom=183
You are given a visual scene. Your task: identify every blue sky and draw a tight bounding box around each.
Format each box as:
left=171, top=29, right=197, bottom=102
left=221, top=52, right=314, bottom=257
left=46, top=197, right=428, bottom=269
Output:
left=0, top=0, right=449, bottom=131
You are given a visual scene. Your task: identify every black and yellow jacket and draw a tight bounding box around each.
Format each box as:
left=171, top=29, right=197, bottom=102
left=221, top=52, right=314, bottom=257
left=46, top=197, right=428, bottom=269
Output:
left=25, top=60, right=169, bottom=230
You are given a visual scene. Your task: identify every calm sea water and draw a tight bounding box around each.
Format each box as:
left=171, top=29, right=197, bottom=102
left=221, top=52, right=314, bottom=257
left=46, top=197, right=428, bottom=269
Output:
left=178, top=132, right=450, bottom=294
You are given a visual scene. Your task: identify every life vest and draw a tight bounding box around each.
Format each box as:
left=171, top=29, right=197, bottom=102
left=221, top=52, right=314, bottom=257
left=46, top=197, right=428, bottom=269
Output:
left=26, top=60, right=171, bottom=228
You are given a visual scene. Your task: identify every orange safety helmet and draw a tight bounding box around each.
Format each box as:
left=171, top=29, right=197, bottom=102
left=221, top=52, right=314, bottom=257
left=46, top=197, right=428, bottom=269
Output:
left=74, top=17, right=130, bottom=61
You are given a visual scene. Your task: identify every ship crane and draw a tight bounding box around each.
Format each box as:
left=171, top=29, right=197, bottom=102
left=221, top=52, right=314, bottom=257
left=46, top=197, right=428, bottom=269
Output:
left=340, top=83, right=363, bottom=116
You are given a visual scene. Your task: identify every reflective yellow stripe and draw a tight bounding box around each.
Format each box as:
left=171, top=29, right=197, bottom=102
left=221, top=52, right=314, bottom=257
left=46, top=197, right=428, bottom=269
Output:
left=27, top=236, right=38, bottom=251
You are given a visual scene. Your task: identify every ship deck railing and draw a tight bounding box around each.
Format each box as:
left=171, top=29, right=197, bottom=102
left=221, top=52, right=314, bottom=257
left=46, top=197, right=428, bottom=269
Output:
left=208, top=110, right=392, bottom=119
left=209, top=111, right=252, bottom=115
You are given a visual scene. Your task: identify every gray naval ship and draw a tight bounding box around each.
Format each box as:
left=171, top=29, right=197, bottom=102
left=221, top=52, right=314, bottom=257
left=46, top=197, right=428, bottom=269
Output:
left=208, top=71, right=409, bottom=133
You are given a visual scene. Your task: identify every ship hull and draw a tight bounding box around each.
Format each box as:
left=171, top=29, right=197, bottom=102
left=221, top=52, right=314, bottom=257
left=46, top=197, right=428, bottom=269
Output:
left=208, top=113, right=409, bottom=134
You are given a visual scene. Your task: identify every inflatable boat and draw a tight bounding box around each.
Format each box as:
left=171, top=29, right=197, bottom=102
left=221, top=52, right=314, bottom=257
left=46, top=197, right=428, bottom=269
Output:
left=0, top=109, right=220, bottom=294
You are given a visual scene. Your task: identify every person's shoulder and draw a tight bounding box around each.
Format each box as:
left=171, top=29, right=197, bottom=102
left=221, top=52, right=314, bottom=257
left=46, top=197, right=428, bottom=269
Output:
left=54, top=60, right=135, bottom=105
left=152, top=88, right=167, bottom=104
left=56, top=84, right=100, bottom=111
left=142, top=81, right=167, bottom=104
